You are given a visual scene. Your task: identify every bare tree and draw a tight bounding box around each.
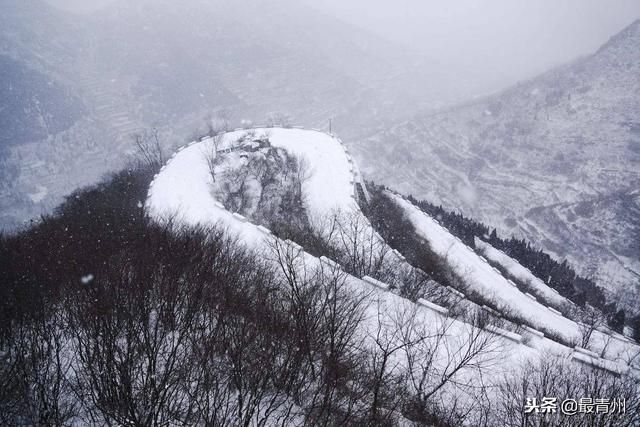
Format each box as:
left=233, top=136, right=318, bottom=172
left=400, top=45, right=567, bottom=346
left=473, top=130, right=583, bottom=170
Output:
left=364, top=302, right=427, bottom=424
left=203, top=133, right=224, bottom=183
left=402, top=310, right=504, bottom=425
left=0, top=343, right=23, bottom=425
left=67, top=257, right=203, bottom=425
left=0, top=310, right=75, bottom=426
left=281, top=154, right=312, bottom=213
left=397, top=268, right=441, bottom=302
left=495, top=356, right=640, bottom=427
left=312, top=210, right=391, bottom=280
left=265, top=238, right=372, bottom=424
left=575, top=304, right=606, bottom=349
left=133, top=128, right=164, bottom=170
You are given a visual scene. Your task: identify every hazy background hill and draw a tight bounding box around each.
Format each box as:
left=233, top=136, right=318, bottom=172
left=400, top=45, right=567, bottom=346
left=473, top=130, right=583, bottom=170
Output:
left=0, top=56, right=84, bottom=149
left=0, top=0, right=472, bottom=230
left=354, top=20, right=640, bottom=299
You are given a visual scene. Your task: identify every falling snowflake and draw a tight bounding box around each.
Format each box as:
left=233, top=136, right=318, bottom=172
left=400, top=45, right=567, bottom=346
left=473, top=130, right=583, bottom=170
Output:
left=81, top=274, right=94, bottom=284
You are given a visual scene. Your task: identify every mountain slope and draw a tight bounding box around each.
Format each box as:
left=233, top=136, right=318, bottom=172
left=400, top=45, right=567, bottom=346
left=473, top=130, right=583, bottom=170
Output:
left=0, top=56, right=85, bottom=149
left=147, top=127, right=639, bottom=380
left=0, top=0, right=459, bottom=231
left=2, top=126, right=637, bottom=425
left=354, top=20, right=640, bottom=299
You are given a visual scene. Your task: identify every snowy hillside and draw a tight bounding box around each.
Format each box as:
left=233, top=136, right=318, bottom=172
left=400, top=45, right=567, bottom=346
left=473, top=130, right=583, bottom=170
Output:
left=4, top=2, right=640, bottom=424
left=354, top=19, right=640, bottom=302
left=2, top=124, right=637, bottom=426
left=390, top=193, right=637, bottom=362
left=474, top=237, right=571, bottom=307
left=147, top=127, right=640, bottom=398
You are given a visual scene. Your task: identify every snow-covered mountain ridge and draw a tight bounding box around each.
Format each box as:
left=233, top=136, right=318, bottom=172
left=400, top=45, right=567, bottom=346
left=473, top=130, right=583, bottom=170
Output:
left=147, top=127, right=640, bottom=391
left=353, top=19, right=640, bottom=301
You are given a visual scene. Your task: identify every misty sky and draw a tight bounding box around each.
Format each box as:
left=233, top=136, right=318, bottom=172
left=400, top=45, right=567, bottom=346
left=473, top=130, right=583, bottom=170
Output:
left=309, top=0, right=640, bottom=93
left=45, top=0, right=640, bottom=96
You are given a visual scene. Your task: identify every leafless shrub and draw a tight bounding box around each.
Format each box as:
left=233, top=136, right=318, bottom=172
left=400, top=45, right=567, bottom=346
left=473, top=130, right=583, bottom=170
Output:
left=494, top=356, right=640, bottom=427
left=265, top=238, right=373, bottom=424
left=133, top=128, right=165, bottom=170
left=203, top=135, right=224, bottom=183
left=397, top=268, right=441, bottom=302
left=400, top=307, right=504, bottom=425
left=574, top=304, right=606, bottom=349
left=363, top=302, right=428, bottom=424
left=309, top=210, right=391, bottom=281
left=0, top=311, right=75, bottom=426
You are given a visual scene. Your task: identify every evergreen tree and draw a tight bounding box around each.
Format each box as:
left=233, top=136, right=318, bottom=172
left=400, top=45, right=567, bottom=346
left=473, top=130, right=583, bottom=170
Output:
left=572, top=292, right=587, bottom=308
left=608, top=309, right=625, bottom=333
left=633, top=315, right=640, bottom=343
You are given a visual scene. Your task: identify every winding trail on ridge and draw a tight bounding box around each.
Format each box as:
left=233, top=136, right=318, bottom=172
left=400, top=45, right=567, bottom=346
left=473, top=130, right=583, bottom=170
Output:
left=145, top=126, right=639, bottom=379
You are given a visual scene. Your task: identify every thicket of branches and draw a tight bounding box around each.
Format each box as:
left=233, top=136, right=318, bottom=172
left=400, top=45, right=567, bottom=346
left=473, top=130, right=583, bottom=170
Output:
left=496, top=358, right=640, bottom=427
left=0, top=165, right=497, bottom=426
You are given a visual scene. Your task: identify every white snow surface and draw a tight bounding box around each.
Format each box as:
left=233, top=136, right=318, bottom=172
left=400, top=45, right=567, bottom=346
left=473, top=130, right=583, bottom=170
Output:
left=474, top=238, right=570, bottom=307
left=390, top=193, right=577, bottom=338
left=147, top=128, right=638, bottom=389
left=390, top=193, right=640, bottom=364
left=147, top=128, right=357, bottom=242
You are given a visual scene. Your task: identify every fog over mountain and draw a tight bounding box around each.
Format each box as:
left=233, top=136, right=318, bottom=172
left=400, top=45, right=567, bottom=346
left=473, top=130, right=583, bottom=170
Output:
left=1, top=0, right=639, bottom=301
left=312, top=0, right=640, bottom=94
left=0, top=0, right=455, bottom=225
left=45, top=0, right=640, bottom=95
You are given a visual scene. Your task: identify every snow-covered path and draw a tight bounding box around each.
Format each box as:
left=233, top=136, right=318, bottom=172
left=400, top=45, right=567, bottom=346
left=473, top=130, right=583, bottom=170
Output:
left=392, top=194, right=579, bottom=339
left=147, top=128, right=358, bottom=244
left=474, top=238, right=571, bottom=307
left=391, top=193, right=639, bottom=367
left=146, top=127, right=638, bottom=382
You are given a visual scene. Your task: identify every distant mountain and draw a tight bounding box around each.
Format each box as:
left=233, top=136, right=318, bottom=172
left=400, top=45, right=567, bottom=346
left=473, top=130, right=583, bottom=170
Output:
left=354, top=20, right=640, bottom=300
left=0, top=56, right=85, bottom=148
left=0, top=1, right=86, bottom=149
left=0, top=0, right=465, bottom=230
left=80, top=0, right=460, bottom=126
